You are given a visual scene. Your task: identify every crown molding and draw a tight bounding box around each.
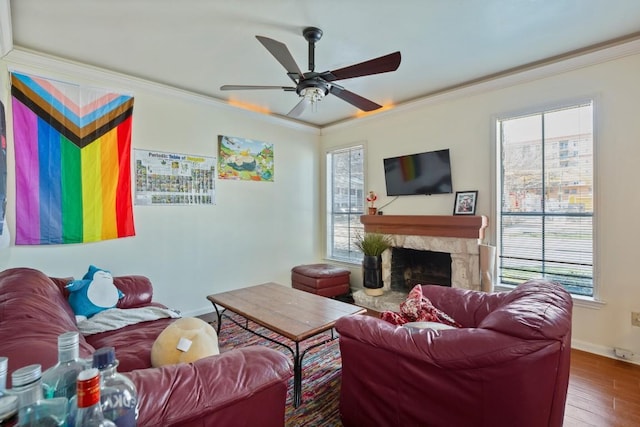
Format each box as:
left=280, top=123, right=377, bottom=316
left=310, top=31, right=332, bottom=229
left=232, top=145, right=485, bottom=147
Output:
left=4, top=30, right=639, bottom=136
left=0, top=0, right=13, bottom=58
left=3, top=47, right=320, bottom=135
left=322, top=35, right=640, bottom=135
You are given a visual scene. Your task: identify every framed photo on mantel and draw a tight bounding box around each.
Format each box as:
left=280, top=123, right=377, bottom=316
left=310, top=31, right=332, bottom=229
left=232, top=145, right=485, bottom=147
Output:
left=453, top=191, right=478, bottom=215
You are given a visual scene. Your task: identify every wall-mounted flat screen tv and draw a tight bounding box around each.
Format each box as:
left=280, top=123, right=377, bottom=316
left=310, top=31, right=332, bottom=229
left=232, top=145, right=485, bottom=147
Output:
left=383, top=149, right=453, bottom=196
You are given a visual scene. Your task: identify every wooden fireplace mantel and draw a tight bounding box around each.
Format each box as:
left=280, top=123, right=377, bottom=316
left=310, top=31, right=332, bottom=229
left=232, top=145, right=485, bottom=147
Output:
left=361, top=215, right=488, bottom=239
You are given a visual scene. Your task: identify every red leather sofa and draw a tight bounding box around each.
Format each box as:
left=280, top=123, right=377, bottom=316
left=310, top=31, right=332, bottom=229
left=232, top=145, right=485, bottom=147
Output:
left=0, top=267, right=292, bottom=427
left=335, top=280, right=573, bottom=427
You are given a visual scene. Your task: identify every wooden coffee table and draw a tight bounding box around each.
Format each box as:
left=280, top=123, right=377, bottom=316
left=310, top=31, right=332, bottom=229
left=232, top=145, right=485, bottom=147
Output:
left=206, top=282, right=366, bottom=407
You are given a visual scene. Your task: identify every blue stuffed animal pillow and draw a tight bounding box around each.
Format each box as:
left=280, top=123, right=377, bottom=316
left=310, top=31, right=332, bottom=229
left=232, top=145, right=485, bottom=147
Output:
left=66, top=265, right=124, bottom=319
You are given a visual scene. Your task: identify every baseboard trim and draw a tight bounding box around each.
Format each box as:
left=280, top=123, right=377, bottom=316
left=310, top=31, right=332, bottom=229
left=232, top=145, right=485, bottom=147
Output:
left=180, top=306, right=215, bottom=318
left=572, top=338, right=640, bottom=366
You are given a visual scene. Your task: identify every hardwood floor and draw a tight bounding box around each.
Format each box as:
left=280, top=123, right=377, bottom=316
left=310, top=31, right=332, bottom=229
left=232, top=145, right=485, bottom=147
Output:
left=565, top=349, right=640, bottom=426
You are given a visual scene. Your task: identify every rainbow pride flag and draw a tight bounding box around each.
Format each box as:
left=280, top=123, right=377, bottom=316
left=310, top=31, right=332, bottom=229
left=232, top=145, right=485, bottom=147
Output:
left=11, top=72, right=135, bottom=245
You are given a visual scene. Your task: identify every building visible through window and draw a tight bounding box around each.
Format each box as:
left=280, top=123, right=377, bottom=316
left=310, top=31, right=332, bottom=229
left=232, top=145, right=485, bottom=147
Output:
left=497, top=101, right=594, bottom=297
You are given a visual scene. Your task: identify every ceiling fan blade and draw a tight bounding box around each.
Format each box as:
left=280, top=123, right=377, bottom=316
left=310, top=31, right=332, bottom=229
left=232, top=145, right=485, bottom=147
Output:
left=329, top=86, right=382, bottom=111
left=220, top=85, right=296, bottom=91
left=256, top=36, right=305, bottom=78
left=287, top=97, right=311, bottom=117
left=321, top=51, right=401, bottom=82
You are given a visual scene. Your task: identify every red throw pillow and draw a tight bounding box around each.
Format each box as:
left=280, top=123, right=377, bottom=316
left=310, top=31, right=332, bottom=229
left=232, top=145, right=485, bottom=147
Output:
left=381, top=285, right=461, bottom=327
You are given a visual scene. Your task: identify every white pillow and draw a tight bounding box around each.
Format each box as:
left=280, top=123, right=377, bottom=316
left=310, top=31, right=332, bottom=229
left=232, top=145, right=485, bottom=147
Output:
left=403, top=321, right=457, bottom=331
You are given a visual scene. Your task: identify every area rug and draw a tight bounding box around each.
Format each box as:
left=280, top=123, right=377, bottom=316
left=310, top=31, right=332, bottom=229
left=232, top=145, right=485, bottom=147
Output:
left=217, top=312, right=343, bottom=427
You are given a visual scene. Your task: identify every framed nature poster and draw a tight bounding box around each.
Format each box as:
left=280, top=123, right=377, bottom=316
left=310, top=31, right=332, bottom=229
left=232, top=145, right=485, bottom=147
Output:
left=453, top=191, right=478, bottom=215
left=218, top=135, right=274, bottom=181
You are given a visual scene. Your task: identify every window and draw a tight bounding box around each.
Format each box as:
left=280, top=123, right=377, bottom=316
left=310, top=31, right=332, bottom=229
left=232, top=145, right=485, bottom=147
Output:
left=326, top=145, right=364, bottom=262
left=496, top=101, right=594, bottom=297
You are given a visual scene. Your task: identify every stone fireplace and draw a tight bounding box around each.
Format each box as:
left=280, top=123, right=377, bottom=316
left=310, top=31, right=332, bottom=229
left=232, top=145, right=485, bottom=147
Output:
left=353, top=215, right=488, bottom=312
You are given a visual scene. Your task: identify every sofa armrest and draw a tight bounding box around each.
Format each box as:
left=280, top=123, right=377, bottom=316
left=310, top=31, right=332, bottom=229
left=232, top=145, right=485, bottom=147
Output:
left=336, top=314, right=556, bottom=369
left=478, top=280, right=573, bottom=341
left=49, top=276, right=74, bottom=298
left=125, top=346, right=292, bottom=427
left=114, top=276, right=154, bottom=308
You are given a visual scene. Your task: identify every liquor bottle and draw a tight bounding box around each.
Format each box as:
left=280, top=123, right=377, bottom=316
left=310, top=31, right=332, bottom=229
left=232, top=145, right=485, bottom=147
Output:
left=11, top=364, right=67, bottom=426
left=0, top=357, right=18, bottom=425
left=42, top=332, right=86, bottom=400
left=74, top=369, right=115, bottom=427
left=92, top=348, right=137, bottom=427
left=0, top=357, right=7, bottom=392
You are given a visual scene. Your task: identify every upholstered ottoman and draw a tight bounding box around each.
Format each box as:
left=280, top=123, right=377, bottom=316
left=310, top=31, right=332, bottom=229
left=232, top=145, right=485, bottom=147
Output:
left=291, top=264, right=351, bottom=298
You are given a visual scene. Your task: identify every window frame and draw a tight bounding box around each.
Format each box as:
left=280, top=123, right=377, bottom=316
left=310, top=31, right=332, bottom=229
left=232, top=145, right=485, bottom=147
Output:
left=492, top=98, right=598, bottom=300
left=325, top=143, right=366, bottom=264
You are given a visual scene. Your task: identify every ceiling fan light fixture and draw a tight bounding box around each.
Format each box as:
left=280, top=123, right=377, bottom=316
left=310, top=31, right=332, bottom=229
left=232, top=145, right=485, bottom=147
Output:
left=296, top=78, right=330, bottom=112
left=301, top=86, right=326, bottom=103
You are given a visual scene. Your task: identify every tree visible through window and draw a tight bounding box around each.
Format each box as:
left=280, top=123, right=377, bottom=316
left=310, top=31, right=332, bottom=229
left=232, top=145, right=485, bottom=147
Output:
left=326, top=145, right=364, bottom=262
left=497, top=101, right=594, bottom=296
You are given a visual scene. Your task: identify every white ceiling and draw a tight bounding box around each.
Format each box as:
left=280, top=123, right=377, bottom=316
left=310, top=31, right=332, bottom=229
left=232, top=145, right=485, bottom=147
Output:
left=7, top=0, right=640, bottom=127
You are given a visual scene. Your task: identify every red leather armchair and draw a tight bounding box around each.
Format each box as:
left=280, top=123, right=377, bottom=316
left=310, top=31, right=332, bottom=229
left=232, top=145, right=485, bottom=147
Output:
left=335, top=280, right=573, bottom=427
left=0, top=267, right=292, bottom=427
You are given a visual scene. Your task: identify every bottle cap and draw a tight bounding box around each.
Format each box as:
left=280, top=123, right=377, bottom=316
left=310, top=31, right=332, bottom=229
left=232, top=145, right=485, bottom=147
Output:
left=11, top=364, right=42, bottom=387
left=92, top=347, right=116, bottom=369
left=76, top=368, right=101, bottom=408
left=77, top=368, right=99, bottom=382
left=58, top=331, right=79, bottom=350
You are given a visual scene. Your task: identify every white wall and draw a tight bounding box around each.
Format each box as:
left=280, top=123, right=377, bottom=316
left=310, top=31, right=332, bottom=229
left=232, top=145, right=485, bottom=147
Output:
left=0, top=50, right=320, bottom=316
left=321, top=46, right=640, bottom=362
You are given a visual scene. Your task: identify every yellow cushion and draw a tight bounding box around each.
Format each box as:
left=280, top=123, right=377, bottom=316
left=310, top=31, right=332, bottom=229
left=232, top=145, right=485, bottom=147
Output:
left=151, top=317, right=219, bottom=367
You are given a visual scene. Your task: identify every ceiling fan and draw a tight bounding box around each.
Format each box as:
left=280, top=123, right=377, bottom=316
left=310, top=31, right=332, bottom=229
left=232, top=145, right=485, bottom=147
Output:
left=220, top=27, right=401, bottom=118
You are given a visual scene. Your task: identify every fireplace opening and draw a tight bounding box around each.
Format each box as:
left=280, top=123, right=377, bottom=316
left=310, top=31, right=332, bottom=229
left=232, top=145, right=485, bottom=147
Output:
left=390, top=247, right=452, bottom=293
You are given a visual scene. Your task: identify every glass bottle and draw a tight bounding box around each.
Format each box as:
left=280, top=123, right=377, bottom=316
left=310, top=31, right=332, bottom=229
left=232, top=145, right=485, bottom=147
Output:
left=0, top=357, right=18, bottom=425
left=92, top=348, right=137, bottom=427
left=0, top=357, right=7, bottom=393
left=74, top=369, right=115, bottom=427
left=42, top=332, right=86, bottom=400
left=11, top=364, right=67, bottom=426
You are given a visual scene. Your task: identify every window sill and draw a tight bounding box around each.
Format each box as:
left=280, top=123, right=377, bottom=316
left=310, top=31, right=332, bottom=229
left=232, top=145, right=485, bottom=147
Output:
left=324, top=257, right=362, bottom=267
left=571, top=294, right=606, bottom=310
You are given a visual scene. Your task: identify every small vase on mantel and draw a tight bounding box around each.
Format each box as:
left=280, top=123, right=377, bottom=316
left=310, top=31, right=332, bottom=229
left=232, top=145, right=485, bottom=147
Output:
left=368, top=207, right=378, bottom=215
